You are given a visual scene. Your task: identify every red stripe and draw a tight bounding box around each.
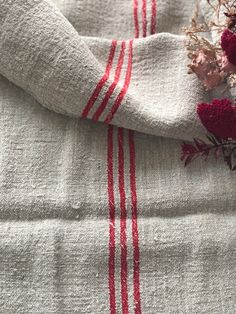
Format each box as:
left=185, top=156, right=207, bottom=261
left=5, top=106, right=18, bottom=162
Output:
left=81, top=40, right=117, bottom=118
left=151, top=0, right=157, bottom=35
left=142, top=0, right=147, bottom=37
left=129, top=130, right=142, bottom=314
left=93, top=41, right=126, bottom=121
left=133, top=0, right=139, bottom=38
left=104, top=40, right=133, bottom=124
left=118, top=128, right=129, bottom=314
left=107, top=125, right=117, bottom=314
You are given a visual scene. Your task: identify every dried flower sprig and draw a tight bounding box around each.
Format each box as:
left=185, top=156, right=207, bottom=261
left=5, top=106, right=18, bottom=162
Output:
left=181, top=1, right=236, bottom=171
left=207, top=0, right=236, bottom=21
left=181, top=136, right=236, bottom=170
left=181, top=98, right=236, bottom=170
left=184, top=0, right=236, bottom=90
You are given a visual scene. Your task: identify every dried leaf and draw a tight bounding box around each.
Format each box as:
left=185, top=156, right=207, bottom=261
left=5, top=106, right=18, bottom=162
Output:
left=206, top=134, right=218, bottom=145
left=184, top=156, right=193, bottom=167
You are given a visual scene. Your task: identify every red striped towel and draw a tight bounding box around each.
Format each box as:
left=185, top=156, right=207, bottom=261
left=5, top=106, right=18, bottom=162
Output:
left=0, top=1, right=235, bottom=313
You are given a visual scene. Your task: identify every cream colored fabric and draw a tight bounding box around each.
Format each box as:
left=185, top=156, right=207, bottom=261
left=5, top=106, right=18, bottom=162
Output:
left=0, top=0, right=210, bottom=141
left=0, top=1, right=235, bottom=313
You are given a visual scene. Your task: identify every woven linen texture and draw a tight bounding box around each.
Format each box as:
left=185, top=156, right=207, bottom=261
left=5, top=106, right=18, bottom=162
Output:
left=0, top=1, right=235, bottom=313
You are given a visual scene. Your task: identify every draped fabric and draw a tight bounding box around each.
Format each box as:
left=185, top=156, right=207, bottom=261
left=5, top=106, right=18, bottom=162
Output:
left=0, top=1, right=235, bottom=313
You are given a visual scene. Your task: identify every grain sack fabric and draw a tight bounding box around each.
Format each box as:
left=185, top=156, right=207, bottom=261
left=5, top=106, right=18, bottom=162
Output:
left=0, top=0, right=235, bottom=313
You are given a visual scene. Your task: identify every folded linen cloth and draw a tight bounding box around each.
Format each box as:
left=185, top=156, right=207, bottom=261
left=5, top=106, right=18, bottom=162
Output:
left=0, top=0, right=209, bottom=141
left=0, top=1, right=235, bottom=314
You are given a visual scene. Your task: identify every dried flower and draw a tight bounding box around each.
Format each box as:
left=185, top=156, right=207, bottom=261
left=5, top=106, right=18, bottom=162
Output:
left=181, top=135, right=236, bottom=171
left=197, top=98, right=236, bottom=140
left=184, top=0, right=236, bottom=90
left=203, top=70, right=225, bottom=89
left=189, top=50, right=212, bottom=78
left=189, top=49, right=224, bottom=89
left=218, top=51, right=236, bottom=72
left=221, top=29, right=236, bottom=65
left=181, top=1, right=236, bottom=171
left=181, top=139, right=211, bottom=166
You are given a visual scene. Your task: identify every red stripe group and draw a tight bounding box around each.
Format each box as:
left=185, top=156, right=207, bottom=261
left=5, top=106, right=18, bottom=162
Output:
left=93, top=42, right=126, bottom=121
left=82, top=1, right=158, bottom=313
left=81, top=39, right=133, bottom=123
left=105, top=41, right=133, bottom=124
left=82, top=0, right=157, bottom=119
left=107, top=127, right=141, bottom=314
left=81, top=40, right=117, bottom=119
left=133, top=0, right=157, bottom=38
left=81, top=0, right=157, bottom=121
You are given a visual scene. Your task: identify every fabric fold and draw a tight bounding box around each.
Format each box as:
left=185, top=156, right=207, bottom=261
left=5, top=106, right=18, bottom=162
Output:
left=0, top=0, right=208, bottom=141
left=0, top=2, right=236, bottom=313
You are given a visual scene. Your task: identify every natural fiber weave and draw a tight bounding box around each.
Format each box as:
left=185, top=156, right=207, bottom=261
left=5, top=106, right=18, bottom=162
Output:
left=0, top=1, right=235, bottom=313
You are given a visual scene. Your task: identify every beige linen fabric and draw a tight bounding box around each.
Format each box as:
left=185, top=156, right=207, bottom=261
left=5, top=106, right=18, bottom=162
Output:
left=0, top=1, right=235, bottom=313
left=0, top=0, right=209, bottom=141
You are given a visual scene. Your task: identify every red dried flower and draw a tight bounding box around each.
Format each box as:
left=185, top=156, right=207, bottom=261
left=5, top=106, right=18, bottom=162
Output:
left=197, top=99, right=236, bottom=140
left=221, top=29, right=236, bottom=66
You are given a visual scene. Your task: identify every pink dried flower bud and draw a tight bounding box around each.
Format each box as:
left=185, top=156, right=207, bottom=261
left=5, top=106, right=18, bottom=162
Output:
left=189, top=49, right=223, bottom=89
left=189, top=50, right=211, bottom=79
left=218, top=52, right=236, bottom=73
left=202, top=70, right=224, bottom=90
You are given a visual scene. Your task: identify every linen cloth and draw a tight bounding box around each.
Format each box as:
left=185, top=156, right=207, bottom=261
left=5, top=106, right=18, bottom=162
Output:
left=0, top=0, right=235, bottom=313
